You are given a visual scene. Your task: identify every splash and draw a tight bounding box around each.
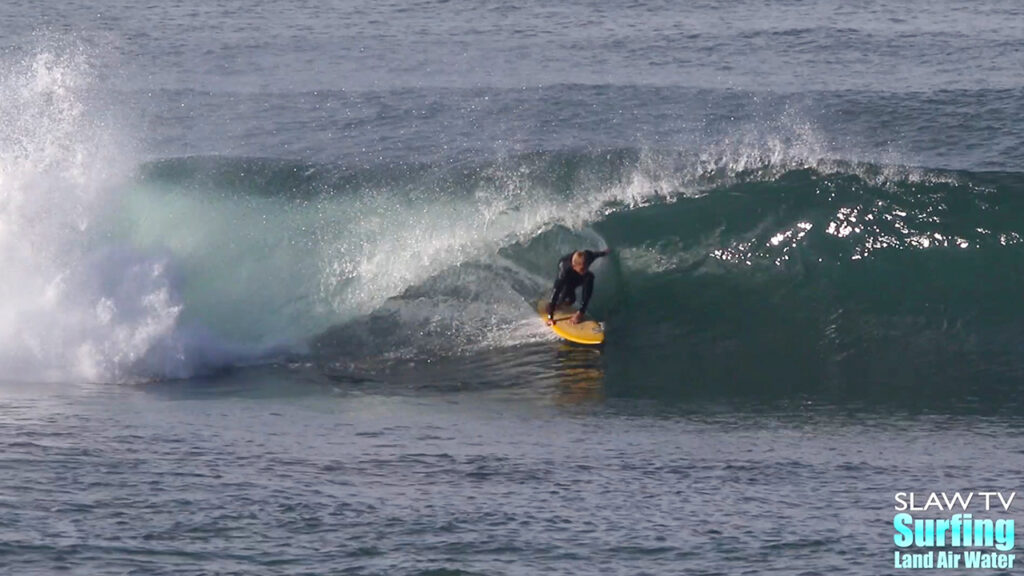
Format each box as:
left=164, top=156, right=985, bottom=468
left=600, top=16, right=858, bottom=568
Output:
left=0, top=42, right=183, bottom=383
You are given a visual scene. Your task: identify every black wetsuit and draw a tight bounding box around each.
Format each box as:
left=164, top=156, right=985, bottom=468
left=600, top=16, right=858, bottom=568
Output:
left=547, top=250, right=607, bottom=318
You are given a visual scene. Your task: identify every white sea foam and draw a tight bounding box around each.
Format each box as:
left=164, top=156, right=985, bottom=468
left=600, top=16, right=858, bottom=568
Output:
left=0, top=42, right=186, bottom=383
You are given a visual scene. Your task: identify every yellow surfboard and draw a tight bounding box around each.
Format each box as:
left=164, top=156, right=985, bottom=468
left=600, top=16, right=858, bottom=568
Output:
left=537, top=299, right=605, bottom=345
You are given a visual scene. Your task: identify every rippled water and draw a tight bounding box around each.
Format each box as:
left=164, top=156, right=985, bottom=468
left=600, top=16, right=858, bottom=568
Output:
left=4, top=380, right=1023, bottom=575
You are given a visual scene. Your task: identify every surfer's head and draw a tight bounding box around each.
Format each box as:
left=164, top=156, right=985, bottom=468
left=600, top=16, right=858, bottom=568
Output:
left=571, top=251, right=587, bottom=274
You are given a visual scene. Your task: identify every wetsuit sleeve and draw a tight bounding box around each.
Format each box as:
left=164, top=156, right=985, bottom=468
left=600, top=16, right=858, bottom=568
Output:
left=547, top=258, right=571, bottom=317
left=578, top=272, right=595, bottom=315
left=584, top=249, right=609, bottom=267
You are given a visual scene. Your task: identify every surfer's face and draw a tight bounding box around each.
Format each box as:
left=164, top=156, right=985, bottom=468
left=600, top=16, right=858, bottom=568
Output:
left=571, top=251, right=587, bottom=274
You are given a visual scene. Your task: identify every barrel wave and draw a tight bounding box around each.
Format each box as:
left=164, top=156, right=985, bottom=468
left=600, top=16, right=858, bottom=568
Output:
left=2, top=45, right=1021, bottom=399
left=89, top=155, right=1024, bottom=404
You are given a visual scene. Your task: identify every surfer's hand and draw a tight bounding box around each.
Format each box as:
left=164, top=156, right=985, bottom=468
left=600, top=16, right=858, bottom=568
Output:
left=546, top=317, right=555, bottom=326
left=571, top=311, right=584, bottom=324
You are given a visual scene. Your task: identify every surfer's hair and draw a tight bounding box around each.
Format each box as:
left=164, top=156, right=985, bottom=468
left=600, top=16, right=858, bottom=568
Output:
left=572, top=251, right=586, bottom=269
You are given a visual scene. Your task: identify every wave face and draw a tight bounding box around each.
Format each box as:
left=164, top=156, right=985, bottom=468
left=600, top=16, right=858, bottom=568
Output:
left=2, top=46, right=1023, bottom=393
left=595, top=169, right=1024, bottom=401
left=88, top=156, right=1024, bottom=393
left=8, top=105, right=1024, bottom=389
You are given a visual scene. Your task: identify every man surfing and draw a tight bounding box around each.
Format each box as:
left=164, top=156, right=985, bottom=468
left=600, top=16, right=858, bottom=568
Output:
left=545, top=248, right=610, bottom=325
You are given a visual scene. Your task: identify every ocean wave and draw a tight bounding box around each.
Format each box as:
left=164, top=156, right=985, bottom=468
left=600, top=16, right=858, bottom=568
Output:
left=3, top=41, right=1021, bottom=385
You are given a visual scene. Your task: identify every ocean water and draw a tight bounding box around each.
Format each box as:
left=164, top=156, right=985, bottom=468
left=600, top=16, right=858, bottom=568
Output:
left=1, top=1, right=1023, bottom=574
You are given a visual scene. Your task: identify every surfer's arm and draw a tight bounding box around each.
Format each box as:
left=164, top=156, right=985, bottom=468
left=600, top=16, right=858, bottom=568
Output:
left=547, top=275, right=564, bottom=320
left=547, top=259, right=572, bottom=320
left=547, top=286, right=564, bottom=320
left=585, top=248, right=610, bottom=266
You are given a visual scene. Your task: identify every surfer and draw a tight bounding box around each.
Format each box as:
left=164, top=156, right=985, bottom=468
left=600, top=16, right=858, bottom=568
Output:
left=545, top=249, right=610, bottom=325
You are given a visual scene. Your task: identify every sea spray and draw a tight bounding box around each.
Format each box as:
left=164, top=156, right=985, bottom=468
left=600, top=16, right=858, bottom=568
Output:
left=0, top=42, right=182, bottom=383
